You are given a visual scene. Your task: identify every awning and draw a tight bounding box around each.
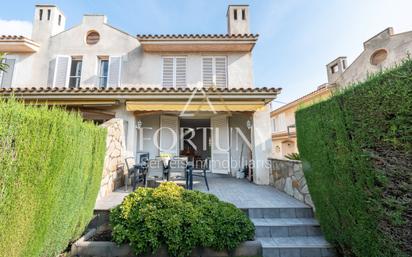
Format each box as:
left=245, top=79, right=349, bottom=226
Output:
left=126, top=101, right=266, bottom=112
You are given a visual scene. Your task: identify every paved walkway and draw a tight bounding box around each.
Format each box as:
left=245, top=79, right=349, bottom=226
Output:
left=193, top=174, right=307, bottom=209
left=95, top=174, right=307, bottom=211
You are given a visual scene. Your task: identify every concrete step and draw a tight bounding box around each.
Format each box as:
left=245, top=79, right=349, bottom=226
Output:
left=257, top=236, right=336, bottom=257
left=248, top=207, right=314, bottom=219
left=252, top=218, right=322, bottom=238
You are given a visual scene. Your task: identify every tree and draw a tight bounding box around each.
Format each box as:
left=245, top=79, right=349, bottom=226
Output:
left=0, top=53, right=8, bottom=72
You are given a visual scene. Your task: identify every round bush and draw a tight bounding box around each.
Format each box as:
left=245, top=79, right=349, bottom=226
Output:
left=110, top=182, right=255, bottom=257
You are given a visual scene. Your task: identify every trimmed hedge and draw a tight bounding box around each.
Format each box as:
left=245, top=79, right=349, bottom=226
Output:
left=0, top=99, right=106, bottom=257
left=110, top=182, right=255, bottom=257
left=296, top=60, right=412, bottom=257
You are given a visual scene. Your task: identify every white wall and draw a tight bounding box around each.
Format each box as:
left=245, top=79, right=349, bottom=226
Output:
left=9, top=13, right=254, bottom=89
left=252, top=104, right=273, bottom=185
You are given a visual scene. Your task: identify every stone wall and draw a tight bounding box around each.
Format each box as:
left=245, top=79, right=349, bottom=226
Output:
left=268, top=158, right=314, bottom=208
left=97, top=118, right=126, bottom=200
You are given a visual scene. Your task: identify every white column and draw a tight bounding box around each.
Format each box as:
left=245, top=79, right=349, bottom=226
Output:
left=252, top=104, right=272, bottom=185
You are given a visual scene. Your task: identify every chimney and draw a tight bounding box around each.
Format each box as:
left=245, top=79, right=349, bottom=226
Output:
left=326, top=56, right=347, bottom=83
left=227, top=5, right=250, bottom=35
left=32, top=5, right=66, bottom=42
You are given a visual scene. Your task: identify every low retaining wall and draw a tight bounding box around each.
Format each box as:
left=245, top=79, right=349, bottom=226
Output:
left=71, top=227, right=261, bottom=257
left=97, top=118, right=126, bottom=200
left=268, top=158, right=314, bottom=208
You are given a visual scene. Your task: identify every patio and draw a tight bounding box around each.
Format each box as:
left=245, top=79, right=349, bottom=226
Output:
left=94, top=174, right=308, bottom=211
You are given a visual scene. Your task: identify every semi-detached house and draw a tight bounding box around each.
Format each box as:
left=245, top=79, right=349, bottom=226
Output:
left=0, top=4, right=280, bottom=190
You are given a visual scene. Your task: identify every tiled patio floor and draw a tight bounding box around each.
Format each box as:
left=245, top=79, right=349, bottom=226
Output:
left=193, top=174, right=307, bottom=209
left=94, top=174, right=307, bottom=211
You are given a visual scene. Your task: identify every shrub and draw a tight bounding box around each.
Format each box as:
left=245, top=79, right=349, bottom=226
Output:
left=110, top=182, right=254, bottom=257
left=295, top=60, right=412, bottom=257
left=0, top=99, right=106, bottom=257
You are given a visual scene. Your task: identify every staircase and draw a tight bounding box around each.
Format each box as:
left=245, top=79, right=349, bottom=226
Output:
left=247, top=207, right=336, bottom=257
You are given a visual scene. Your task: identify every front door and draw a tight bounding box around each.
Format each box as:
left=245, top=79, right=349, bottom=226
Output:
left=211, top=115, right=230, bottom=174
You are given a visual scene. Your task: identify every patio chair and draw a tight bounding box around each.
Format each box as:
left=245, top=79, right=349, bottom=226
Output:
left=192, top=158, right=210, bottom=191
left=125, top=157, right=146, bottom=191
left=167, top=158, right=188, bottom=188
left=145, top=159, right=166, bottom=187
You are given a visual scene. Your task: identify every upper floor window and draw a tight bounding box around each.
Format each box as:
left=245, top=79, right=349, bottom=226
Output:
left=99, top=58, right=109, bottom=88
left=69, top=58, right=82, bottom=88
left=202, top=56, right=227, bottom=87
left=39, top=9, right=43, bottom=20
left=330, top=63, right=339, bottom=74
left=162, top=56, right=187, bottom=87
left=273, top=113, right=287, bottom=133
left=47, top=9, right=51, bottom=20
left=0, top=58, right=16, bottom=89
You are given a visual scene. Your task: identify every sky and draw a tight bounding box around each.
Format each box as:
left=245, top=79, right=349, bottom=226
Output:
left=1, top=0, right=412, bottom=108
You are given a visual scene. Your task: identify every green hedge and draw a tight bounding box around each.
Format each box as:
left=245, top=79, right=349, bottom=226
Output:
left=0, top=99, right=106, bottom=257
left=296, top=60, right=412, bottom=257
left=110, top=182, right=255, bottom=257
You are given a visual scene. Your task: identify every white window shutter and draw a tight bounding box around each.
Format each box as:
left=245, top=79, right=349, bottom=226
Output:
left=108, top=56, right=122, bottom=87
left=160, top=115, right=179, bottom=156
left=175, top=57, right=187, bottom=87
left=54, top=56, right=70, bottom=87
left=0, top=59, right=16, bottom=88
left=162, top=57, right=174, bottom=87
left=211, top=115, right=230, bottom=174
left=202, top=57, right=213, bottom=87
left=215, top=57, right=227, bottom=87
left=47, top=58, right=56, bottom=87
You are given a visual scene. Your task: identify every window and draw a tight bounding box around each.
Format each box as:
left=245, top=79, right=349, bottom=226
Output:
left=234, top=9, right=238, bottom=20
left=272, top=118, right=277, bottom=133
left=58, top=15, right=62, bottom=26
left=47, top=9, right=51, bottom=20
left=370, top=49, right=388, bottom=66
left=331, top=64, right=339, bottom=74
left=0, top=58, right=16, bottom=89
left=39, top=9, right=43, bottom=20
left=342, top=59, right=346, bottom=69
left=68, top=58, right=82, bottom=88
left=86, top=31, right=100, bottom=45
left=162, top=56, right=187, bottom=87
left=202, top=56, right=227, bottom=87
left=98, top=58, right=109, bottom=88
left=273, top=113, right=287, bottom=132
left=242, top=9, right=246, bottom=20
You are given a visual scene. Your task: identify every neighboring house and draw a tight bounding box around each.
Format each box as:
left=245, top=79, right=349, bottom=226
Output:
left=271, top=27, right=412, bottom=159
left=0, top=4, right=279, bottom=185
left=271, top=84, right=334, bottom=159
left=327, top=27, right=412, bottom=87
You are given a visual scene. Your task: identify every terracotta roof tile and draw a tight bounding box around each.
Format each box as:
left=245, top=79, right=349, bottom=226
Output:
left=0, top=86, right=279, bottom=95
left=136, top=34, right=259, bottom=40
left=0, top=35, right=29, bottom=41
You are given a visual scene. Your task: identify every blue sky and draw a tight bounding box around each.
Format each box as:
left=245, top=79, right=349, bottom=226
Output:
left=1, top=0, right=412, bottom=107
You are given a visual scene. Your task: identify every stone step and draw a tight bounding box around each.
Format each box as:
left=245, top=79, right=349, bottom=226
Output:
left=248, top=207, right=314, bottom=219
left=257, top=236, right=336, bottom=257
left=252, top=218, right=322, bottom=237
